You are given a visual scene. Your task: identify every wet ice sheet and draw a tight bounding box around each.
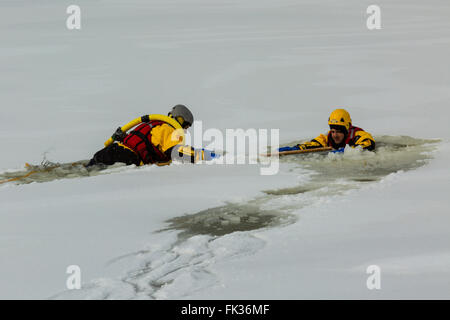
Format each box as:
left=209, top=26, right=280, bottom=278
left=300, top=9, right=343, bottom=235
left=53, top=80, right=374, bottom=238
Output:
left=0, top=160, right=127, bottom=185
left=280, top=135, right=439, bottom=182
left=163, top=136, right=439, bottom=238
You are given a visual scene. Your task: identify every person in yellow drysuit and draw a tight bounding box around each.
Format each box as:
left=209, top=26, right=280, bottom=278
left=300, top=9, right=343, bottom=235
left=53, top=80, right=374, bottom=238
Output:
left=279, top=108, right=375, bottom=152
left=87, top=105, right=215, bottom=167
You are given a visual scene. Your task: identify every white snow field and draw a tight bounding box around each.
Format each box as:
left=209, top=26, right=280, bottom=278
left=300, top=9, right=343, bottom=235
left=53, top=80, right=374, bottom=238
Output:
left=1, top=0, right=450, bottom=299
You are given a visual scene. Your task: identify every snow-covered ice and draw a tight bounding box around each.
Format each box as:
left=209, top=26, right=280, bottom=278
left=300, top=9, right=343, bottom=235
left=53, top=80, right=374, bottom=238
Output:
left=1, top=0, right=450, bottom=299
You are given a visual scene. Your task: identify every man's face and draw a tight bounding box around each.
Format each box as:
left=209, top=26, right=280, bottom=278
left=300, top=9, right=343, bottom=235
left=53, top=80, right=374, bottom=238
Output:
left=330, top=128, right=345, bottom=145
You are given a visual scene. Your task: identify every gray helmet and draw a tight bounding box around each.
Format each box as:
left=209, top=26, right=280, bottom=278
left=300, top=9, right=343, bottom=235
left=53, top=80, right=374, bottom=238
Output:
left=169, top=104, right=193, bottom=128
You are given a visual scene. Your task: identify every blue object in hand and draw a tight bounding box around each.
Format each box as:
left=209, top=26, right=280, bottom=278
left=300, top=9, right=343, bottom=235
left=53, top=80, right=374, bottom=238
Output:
left=202, top=149, right=219, bottom=160
left=278, top=145, right=300, bottom=152
left=330, top=147, right=345, bottom=153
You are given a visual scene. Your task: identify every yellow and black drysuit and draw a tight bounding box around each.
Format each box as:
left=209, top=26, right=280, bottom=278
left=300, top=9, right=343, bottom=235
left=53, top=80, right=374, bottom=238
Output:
left=88, top=119, right=205, bottom=167
left=297, top=109, right=376, bottom=151
left=298, top=125, right=375, bottom=151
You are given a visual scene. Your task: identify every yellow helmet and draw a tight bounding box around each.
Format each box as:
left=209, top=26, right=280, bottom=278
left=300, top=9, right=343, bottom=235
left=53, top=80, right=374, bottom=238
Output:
left=328, top=108, right=352, bottom=131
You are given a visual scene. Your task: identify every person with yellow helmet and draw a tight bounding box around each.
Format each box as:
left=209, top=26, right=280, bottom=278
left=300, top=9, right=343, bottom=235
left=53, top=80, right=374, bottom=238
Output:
left=87, top=105, right=216, bottom=167
left=279, top=108, right=375, bottom=152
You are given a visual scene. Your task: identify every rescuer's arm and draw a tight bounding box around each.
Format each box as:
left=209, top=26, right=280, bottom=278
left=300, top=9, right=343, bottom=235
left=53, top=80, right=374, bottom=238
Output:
left=278, top=133, right=329, bottom=152
left=296, top=134, right=328, bottom=150
left=278, top=134, right=328, bottom=152
left=155, top=124, right=218, bottom=163
left=165, top=145, right=218, bottom=163
left=353, top=131, right=376, bottom=151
